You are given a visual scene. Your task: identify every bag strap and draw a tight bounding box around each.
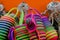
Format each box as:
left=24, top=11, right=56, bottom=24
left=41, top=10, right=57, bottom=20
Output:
left=19, top=10, right=24, bottom=25
left=29, top=8, right=41, bottom=16
left=6, top=7, right=19, bottom=18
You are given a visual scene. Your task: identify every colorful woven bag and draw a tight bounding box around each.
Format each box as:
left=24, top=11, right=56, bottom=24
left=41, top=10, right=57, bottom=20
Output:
left=41, top=15, right=58, bottom=40
left=25, top=8, right=46, bottom=40
left=0, top=7, right=19, bottom=40
left=15, top=24, right=30, bottom=40
left=33, top=14, right=46, bottom=40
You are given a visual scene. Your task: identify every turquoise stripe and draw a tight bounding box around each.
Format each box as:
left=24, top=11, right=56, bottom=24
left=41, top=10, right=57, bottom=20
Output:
left=0, top=33, right=7, bottom=36
left=0, top=30, right=8, bottom=34
left=37, top=22, right=42, bottom=24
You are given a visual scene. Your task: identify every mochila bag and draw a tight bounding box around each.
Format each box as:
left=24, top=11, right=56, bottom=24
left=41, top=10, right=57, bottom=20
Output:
left=8, top=24, right=30, bottom=40
left=24, top=8, right=40, bottom=33
left=25, top=8, right=46, bottom=40
left=33, top=14, right=46, bottom=40
left=25, top=15, right=38, bottom=40
left=8, top=25, right=30, bottom=40
left=15, top=24, right=30, bottom=40
left=41, top=15, right=58, bottom=40
left=32, top=9, right=46, bottom=40
left=0, top=7, right=19, bottom=40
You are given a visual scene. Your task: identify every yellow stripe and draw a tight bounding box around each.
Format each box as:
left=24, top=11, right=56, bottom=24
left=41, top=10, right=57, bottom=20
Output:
left=46, top=32, right=57, bottom=37
left=30, top=36, right=37, bottom=39
left=39, top=34, right=46, bottom=36
left=16, top=27, right=26, bottom=31
left=47, top=35, right=57, bottom=40
left=46, top=30, right=56, bottom=34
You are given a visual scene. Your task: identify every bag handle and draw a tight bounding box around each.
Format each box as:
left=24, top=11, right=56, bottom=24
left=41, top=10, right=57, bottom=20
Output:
left=29, top=8, right=42, bottom=16
left=19, top=10, right=24, bottom=25
left=6, top=7, right=19, bottom=18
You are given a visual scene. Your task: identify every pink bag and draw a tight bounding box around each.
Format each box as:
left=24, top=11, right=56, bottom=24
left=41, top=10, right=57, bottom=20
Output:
left=25, top=8, right=46, bottom=40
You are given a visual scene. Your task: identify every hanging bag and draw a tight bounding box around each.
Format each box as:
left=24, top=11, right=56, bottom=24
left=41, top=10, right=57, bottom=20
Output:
left=0, top=7, right=19, bottom=40
left=25, top=8, right=46, bottom=40
left=41, top=15, right=58, bottom=40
